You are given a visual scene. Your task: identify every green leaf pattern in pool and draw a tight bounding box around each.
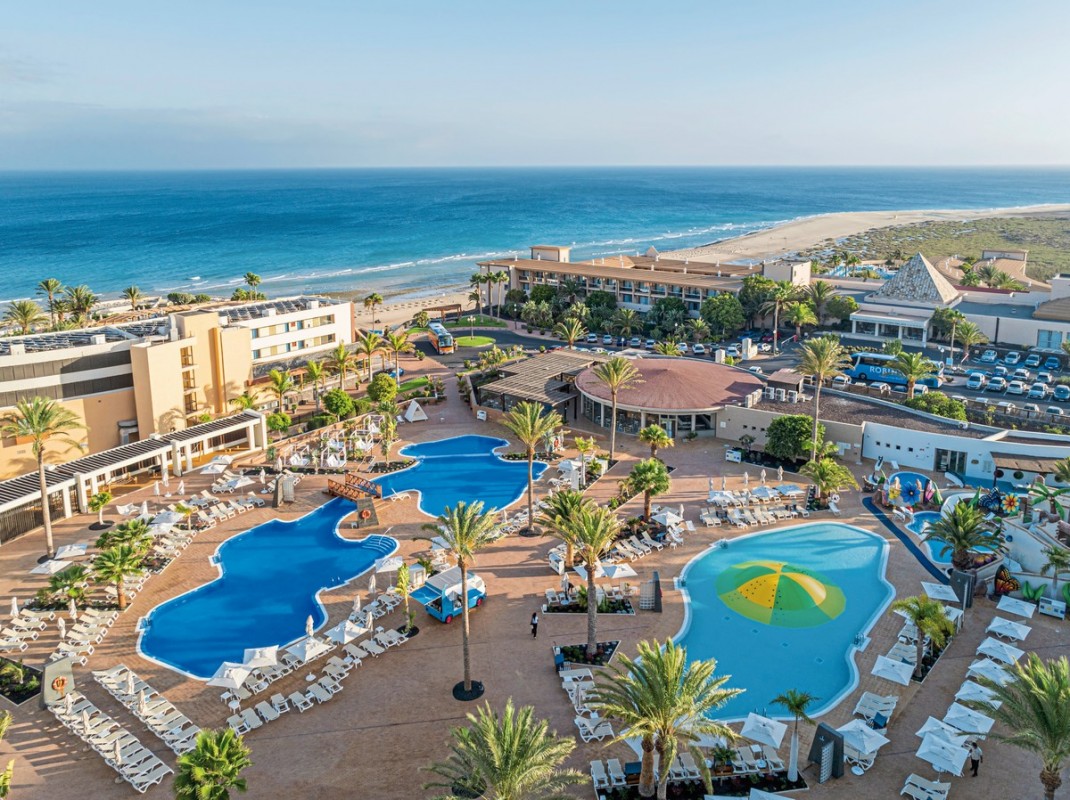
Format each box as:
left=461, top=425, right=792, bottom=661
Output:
left=715, top=560, right=846, bottom=628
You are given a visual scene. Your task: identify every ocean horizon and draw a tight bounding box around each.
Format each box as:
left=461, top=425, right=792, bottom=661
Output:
left=2, top=166, right=1068, bottom=305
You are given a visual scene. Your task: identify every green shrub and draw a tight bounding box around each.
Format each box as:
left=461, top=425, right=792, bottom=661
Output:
left=367, top=373, right=398, bottom=403
left=306, top=414, right=334, bottom=431
left=266, top=412, right=291, bottom=433
left=322, top=388, right=355, bottom=419
left=903, top=391, right=967, bottom=421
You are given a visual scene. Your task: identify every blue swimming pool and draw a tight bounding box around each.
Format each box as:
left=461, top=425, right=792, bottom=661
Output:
left=373, top=435, right=546, bottom=518
left=676, top=523, right=894, bottom=721
left=906, top=509, right=994, bottom=567
left=139, top=498, right=395, bottom=679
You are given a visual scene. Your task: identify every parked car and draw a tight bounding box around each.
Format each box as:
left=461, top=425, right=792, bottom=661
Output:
left=586, top=333, right=599, bottom=344
left=832, top=375, right=851, bottom=388
left=629, top=336, right=642, bottom=348
left=870, top=382, right=892, bottom=395
left=1028, top=382, right=1050, bottom=399
left=966, top=373, right=987, bottom=390
left=748, top=365, right=764, bottom=375
left=1044, top=356, right=1062, bottom=371
left=996, top=401, right=1018, bottom=413
left=644, top=338, right=656, bottom=349
left=1055, top=385, right=1070, bottom=402
left=692, top=343, right=707, bottom=355
left=993, top=365, right=1009, bottom=378
left=1023, top=403, right=1041, bottom=415
left=980, top=350, right=998, bottom=363
left=1047, top=406, right=1064, bottom=416
left=987, top=376, right=1008, bottom=392
left=950, top=394, right=970, bottom=404
left=1013, top=368, right=1032, bottom=382
left=758, top=343, right=773, bottom=353
left=1005, top=380, right=1026, bottom=396
left=1024, top=353, right=1042, bottom=368
left=1038, top=371, right=1055, bottom=385
left=726, top=345, right=741, bottom=358
left=1004, top=351, right=1022, bottom=365
left=760, top=331, right=775, bottom=343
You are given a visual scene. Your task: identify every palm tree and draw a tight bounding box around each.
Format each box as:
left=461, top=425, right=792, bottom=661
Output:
left=627, top=458, right=671, bottom=520
left=552, top=317, right=587, bottom=349
left=3, top=300, right=47, bottom=335
left=0, top=709, right=11, bottom=799
left=36, top=277, right=64, bottom=327
left=1057, top=457, right=1070, bottom=485
left=772, top=689, right=817, bottom=782
left=955, top=321, right=988, bottom=362
left=968, top=654, right=1070, bottom=800
left=93, top=545, right=144, bottom=610
left=243, top=272, right=262, bottom=298
left=48, top=565, right=89, bottom=606
left=574, top=436, right=597, bottom=488
left=354, top=331, right=384, bottom=382
left=535, top=489, right=593, bottom=571
left=590, top=639, right=741, bottom=800
left=797, top=335, right=851, bottom=461
left=383, top=330, right=414, bottom=377
left=803, top=280, right=835, bottom=324
left=923, top=501, right=1005, bottom=572
left=421, top=501, right=499, bottom=698
left=492, top=270, right=510, bottom=317
left=1, top=397, right=83, bottom=559
left=783, top=301, right=817, bottom=341
left=890, top=595, right=955, bottom=678
left=1041, top=546, right=1070, bottom=600
left=63, top=284, right=97, bottom=324
left=611, top=308, right=641, bottom=339
left=96, top=518, right=153, bottom=554
left=469, top=273, right=485, bottom=317
left=652, top=340, right=681, bottom=356
left=502, top=402, right=562, bottom=535
left=758, top=280, right=798, bottom=354
left=688, top=318, right=710, bottom=343
left=302, top=361, right=326, bottom=410
left=327, top=342, right=358, bottom=390
left=423, top=699, right=582, bottom=800
left=1030, top=481, right=1068, bottom=518
left=942, top=308, right=967, bottom=356
left=174, top=728, right=253, bottom=800
left=800, top=458, right=858, bottom=500
left=593, top=356, right=641, bottom=463
left=266, top=369, right=294, bottom=412
left=890, top=351, right=935, bottom=399
left=229, top=389, right=261, bottom=411
left=638, top=424, right=673, bottom=460
left=363, top=292, right=384, bottom=325
left=87, top=490, right=112, bottom=528
left=122, top=285, right=142, bottom=310
left=566, top=506, right=622, bottom=660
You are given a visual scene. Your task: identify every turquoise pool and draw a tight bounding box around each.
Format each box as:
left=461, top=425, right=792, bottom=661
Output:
left=906, top=510, right=994, bottom=568
left=373, top=435, right=546, bottom=518
left=676, top=523, right=893, bottom=721
left=139, top=498, right=395, bottom=679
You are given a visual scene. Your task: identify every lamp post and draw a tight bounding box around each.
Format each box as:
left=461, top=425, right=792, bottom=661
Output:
left=466, top=316, right=475, bottom=337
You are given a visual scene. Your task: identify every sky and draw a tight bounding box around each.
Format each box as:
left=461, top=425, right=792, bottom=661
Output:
left=2, top=1, right=1069, bottom=169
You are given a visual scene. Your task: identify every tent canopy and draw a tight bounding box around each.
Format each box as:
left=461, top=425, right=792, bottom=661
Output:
left=404, top=400, right=428, bottom=422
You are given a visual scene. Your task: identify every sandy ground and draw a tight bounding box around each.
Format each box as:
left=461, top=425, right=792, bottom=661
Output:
left=350, top=289, right=475, bottom=332
left=665, top=204, right=1070, bottom=264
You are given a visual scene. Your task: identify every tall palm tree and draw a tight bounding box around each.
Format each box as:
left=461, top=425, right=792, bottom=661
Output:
left=423, top=699, right=582, bottom=800
left=1041, top=546, right=1070, bottom=600
left=803, top=280, right=835, bottom=324
left=923, top=501, right=1005, bottom=571
left=421, top=501, right=499, bottom=697
left=890, top=351, right=935, bottom=399
left=383, top=330, right=414, bottom=376
left=87, top=490, right=112, bottom=528
left=229, top=389, right=261, bottom=411
left=783, top=301, right=817, bottom=341
left=266, top=369, right=294, bottom=412
left=688, top=318, right=710, bottom=343
left=36, top=277, right=64, bottom=327
left=565, top=506, right=622, bottom=659
left=889, top=595, right=955, bottom=679
left=611, top=308, right=641, bottom=339
left=590, top=639, right=741, bottom=800
left=95, top=518, right=153, bottom=554
left=492, top=270, right=510, bottom=317
left=593, top=356, right=641, bottom=463
left=63, top=284, right=97, bottom=324
left=327, top=342, right=358, bottom=390
left=800, top=457, right=857, bottom=500
left=955, top=321, right=988, bottom=362
left=942, top=308, right=967, bottom=357
left=535, top=489, right=593, bottom=572
left=552, top=317, right=587, bottom=349
left=968, top=654, right=1070, bottom=800
left=303, top=361, right=326, bottom=410
left=93, top=545, right=144, bottom=610
left=174, top=728, right=253, bottom=800
left=574, top=435, right=597, bottom=488
left=1, top=397, right=83, bottom=559
left=627, top=458, right=671, bottom=520
left=797, top=335, right=850, bottom=461
left=469, top=273, right=485, bottom=317
left=243, top=272, right=262, bottom=298
left=758, top=280, right=798, bottom=354
left=363, top=292, right=384, bottom=325
left=121, top=285, right=142, bottom=310
left=354, top=331, right=384, bottom=382
left=638, top=424, right=673, bottom=460
left=772, top=689, right=817, bottom=782
left=502, top=401, right=562, bottom=535
left=3, top=300, right=47, bottom=335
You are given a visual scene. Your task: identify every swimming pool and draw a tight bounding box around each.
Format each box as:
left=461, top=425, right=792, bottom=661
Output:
left=676, top=523, right=893, bottom=721
left=906, top=509, right=994, bottom=567
left=373, top=435, right=546, bottom=518
left=138, top=498, right=396, bottom=679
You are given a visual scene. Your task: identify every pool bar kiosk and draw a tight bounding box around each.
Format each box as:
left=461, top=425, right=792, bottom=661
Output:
left=411, top=566, right=487, bottom=623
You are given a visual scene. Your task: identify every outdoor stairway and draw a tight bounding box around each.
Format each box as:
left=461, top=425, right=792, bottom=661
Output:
left=327, top=472, right=383, bottom=502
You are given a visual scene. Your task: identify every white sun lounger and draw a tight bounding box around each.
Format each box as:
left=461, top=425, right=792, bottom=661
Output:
left=590, top=760, right=609, bottom=790
left=606, top=758, right=627, bottom=787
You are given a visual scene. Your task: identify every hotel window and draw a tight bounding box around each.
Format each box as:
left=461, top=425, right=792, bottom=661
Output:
left=1038, top=330, right=1064, bottom=349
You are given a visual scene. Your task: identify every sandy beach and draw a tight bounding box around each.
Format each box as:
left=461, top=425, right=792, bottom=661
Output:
left=350, top=289, right=476, bottom=332
left=665, top=203, right=1070, bottom=263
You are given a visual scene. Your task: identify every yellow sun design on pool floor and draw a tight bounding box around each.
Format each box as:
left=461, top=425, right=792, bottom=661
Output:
left=715, top=560, right=846, bottom=628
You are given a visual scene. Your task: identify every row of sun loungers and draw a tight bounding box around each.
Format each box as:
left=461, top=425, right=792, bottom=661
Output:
left=608, top=533, right=664, bottom=563
left=901, top=773, right=951, bottom=799
left=854, top=691, right=898, bottom=728
left=93, top=665, right=201, bottom=754
left=590, top=758, right=628, bottom=790
left=50, top=690, right=173, bottom=793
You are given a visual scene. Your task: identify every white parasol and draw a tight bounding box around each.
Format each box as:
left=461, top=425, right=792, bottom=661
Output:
left=916, top=717, right=970, bottom=747
left=986, top=616, right=1030, bottom=642
left=138, top=689, right=149, bottom=717
left=374, top=556, right=404, bottom=573
left=368, top=573, right=377, bottom=594
left=921, top=581, right=959, bottom=603
left=55, top=543, right=88, bottom=560
left=603, top=563, right=638, bottom=581
left=777, top=466, right=784, bottom=482
left=652, top=510, right=683, bottom=527
left=837, top=718, right=890, bottom=756
left=743, top=471, right=749, bottom=487
left=760, top=469, right=767, bottom=485
left=242, top=646, right=279, bottom=668
left=955, top=681, right=1002, bottom=709
left=285, top=636, right=331, bottom=665
left=326, top=619, right=368, bottom=644
left=114, top=737, right=123, bottom=766
left=57, top=617, right=67, bottom=639
left=943, top=702, right=994, bottom=738
left=872, top=654, right=914, bottom=686
left=740, top=712, right=786, bottom=748
left=30, top=559, right=72, bottom=575
left=177, top=480, right=185, bottom=495
left=206, top=662, right=252, bottom=690
left=64, top=691, right=74, bottom=714
left=722, top=475, right=727, bottom=491
left=968, top=658, right=1011, bottom=686
left=153, top=481, right=160, bottom=497
left=996, top=595, right=1036, bottom=619
left=125, top=672, right=136, bottom=696
left=305, top=615, right=315, bottom=637
left=259, top=469, right=266, bottom=485
left=68, top=598, right=78, bottom=620
left=351, top=595, right=361, bottom=616
left=916, top=733, right=968, bottom=776
left=977, top=637, right=1024, bottom=665
left=8, top=597, right=16, bottom=617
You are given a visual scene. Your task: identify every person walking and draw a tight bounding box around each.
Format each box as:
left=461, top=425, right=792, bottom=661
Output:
left=969, top=742, right=983, bottom=776
left=530, top=611, right=539, bottom=638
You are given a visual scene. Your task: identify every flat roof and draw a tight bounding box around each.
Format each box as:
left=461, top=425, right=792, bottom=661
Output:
left=956, top=300, right=1037, bottom=320
left=218, top=297, right=339, bottom=322
left=0, top=321, right=168, bottom=356
left=992, top=453, right=1064, bottom=473
left=575, top=357, right=764, bottom=412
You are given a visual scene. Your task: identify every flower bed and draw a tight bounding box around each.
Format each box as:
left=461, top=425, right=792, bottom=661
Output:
left=368, top=459, right=416, bottom=474
left=545, top=598, right=635, bottom=615
left=556, top=640, right=619, bottom=668
left=0, top=658, right=42, bottom=705
left=596, top=773, right=806, bottom=799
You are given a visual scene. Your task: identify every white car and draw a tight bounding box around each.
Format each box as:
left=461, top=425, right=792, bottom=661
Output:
left=965, top=373, right=987, bottom=390
left=748, top=366, right=764, bottom=375
left=1047, top=406, right=1064, bottom=416
left=677, top=342, right=689, bottom=353
left=980, top=350, right=998, bottom=363
left=692, top=343, right=706, bottom=355
left=644, top=338, right=656, bottom=349
left=870, top=382, right=892, bottom=394
left=832, top=375, right=851, bottom=388
left=726, top=345, right=741, bottom=358
left=602, top=334, right=614, bottom=345
left=1004, top=351, right=1022, bottom=365
left=1005, top=380, right=1026, bottom=396
left=628, top=336, right=642, bottom=348
left=758, top=343, right=772, bottom=353
left=1028, top=383, right=1049, bottom=399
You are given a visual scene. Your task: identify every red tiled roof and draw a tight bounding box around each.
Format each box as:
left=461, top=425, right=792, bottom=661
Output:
left=575, top=358, right=764, bottom=412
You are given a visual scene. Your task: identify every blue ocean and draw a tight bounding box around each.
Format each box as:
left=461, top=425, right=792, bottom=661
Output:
left=1, top=167, right=1067, bottom=303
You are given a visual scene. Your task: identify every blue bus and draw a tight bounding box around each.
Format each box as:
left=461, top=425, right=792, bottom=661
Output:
left=845, top=352, right=943, bottom=388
